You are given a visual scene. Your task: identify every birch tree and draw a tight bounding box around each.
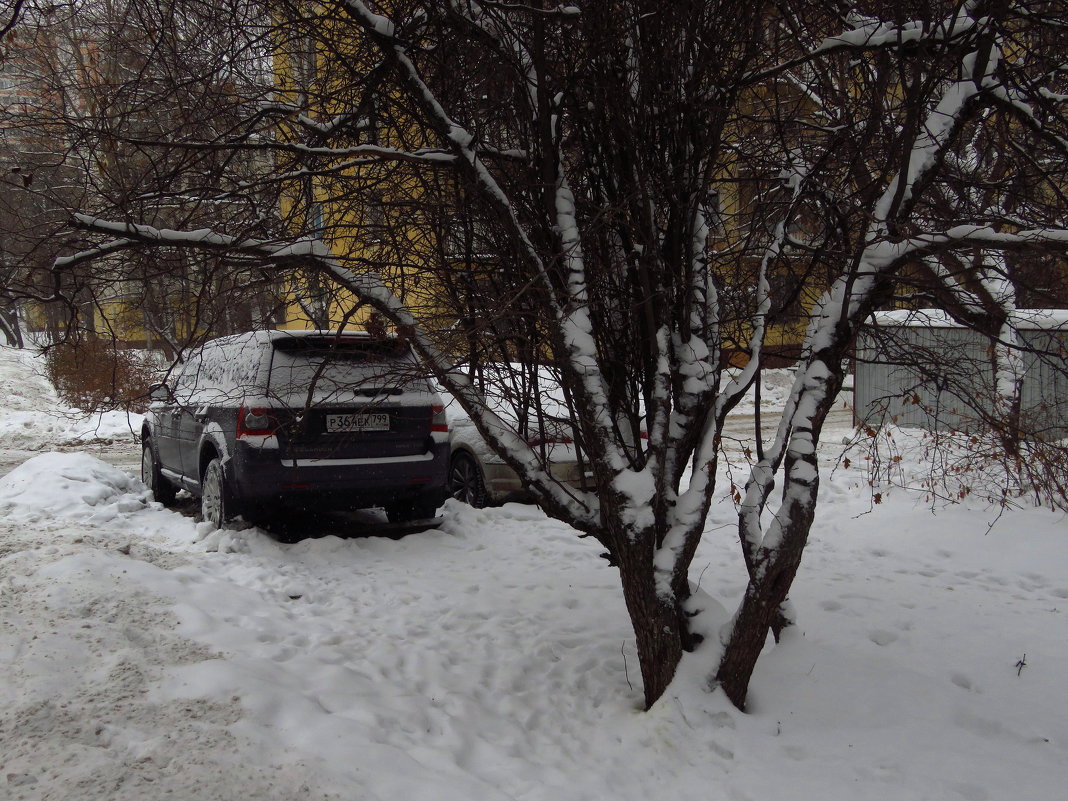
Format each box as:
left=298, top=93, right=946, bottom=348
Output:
left=31, top=0, right=1068, bottom=709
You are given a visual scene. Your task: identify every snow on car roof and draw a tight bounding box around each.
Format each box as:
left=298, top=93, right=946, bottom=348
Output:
left=266, top=329, right=383, bottom=339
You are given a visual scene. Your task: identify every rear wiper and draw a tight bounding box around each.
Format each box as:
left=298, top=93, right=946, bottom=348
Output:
left=356, top=387, right=404, bottom=397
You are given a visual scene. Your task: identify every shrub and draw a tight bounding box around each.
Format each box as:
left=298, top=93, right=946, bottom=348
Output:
left=849, top=424, right=1068, bottom=513
left=44, top=338, right=158, bottom=414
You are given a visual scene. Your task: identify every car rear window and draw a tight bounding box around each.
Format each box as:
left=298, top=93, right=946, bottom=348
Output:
left=178, top=339, right=267, bottom=402
left=271, top=336, right=409, bottom=362
left=268, top=335, right=424, bottom=403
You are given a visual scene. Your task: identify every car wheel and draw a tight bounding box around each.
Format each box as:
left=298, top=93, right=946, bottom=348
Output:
left=449, top=452, right=487, bottom=508
left=201, top=457, right=232, bottom=529
left=141, top=441, right=177, bottom=506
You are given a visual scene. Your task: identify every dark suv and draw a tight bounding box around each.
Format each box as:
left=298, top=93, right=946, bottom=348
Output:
left=141, top=330, right=450, bottom=527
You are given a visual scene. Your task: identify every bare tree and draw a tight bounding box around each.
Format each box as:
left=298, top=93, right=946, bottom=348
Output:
left=1, top=0, right=287, bottom=352
left=19, top=0, right=1068, bottom=710
left=0, top=0, right=38, bottom=343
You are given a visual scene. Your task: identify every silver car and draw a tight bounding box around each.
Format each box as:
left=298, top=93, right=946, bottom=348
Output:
left=443, top=368, right=588, bottom=507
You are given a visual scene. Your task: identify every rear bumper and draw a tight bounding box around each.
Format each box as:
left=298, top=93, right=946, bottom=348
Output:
left=227, top=440, right=450, bottom=512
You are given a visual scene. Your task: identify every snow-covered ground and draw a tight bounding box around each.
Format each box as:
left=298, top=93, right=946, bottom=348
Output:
left=1, top=344, right=1066, bottom=801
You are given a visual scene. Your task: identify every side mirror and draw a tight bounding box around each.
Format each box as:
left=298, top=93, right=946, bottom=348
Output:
left=148, top=383, right=171, bottom=402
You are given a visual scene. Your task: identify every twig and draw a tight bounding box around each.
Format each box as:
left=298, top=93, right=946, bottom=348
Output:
left=621, top=642, right=633, bottom=691
left=674, top=696, right=693, bottom=729
left=1016, top=654, right=1027, bottom=676
left=696, top=562, right=711, bottom=593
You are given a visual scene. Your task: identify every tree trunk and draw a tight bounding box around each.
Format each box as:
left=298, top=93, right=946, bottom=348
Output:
left=716, top=351, right=841, bottom=709
left=615, top=542, right=685, bottom=709
left=0, top=309, right=23, bottom=348
left=713, top=540, right=803, bottom=709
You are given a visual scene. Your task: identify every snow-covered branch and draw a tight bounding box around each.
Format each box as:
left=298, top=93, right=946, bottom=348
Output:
left=334, top=0, right=629, bottom=499
left=742, top=5, right=978, bottom=86
left=67, top=213, right=598, bottom=524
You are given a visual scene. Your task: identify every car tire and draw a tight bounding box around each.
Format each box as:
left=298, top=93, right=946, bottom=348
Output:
left=201, top=457, right=233, bottom=529
left=141, top=441, right=177, bottom=506
left=449, top=451, right=487, bottom=508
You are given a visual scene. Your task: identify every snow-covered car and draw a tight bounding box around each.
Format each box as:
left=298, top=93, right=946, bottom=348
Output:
left=442, top=370, right=589, bottom=507
left=141, top=330, right=451, bottom=526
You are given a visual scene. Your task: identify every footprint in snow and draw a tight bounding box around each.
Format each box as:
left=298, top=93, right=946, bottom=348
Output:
left=950, top=673, right=974, bottom=691
left=868, top=630, right=898, bottom=646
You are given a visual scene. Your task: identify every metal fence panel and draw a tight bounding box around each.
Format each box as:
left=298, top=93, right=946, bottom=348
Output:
left=855, top=314, right=1068, bottom=440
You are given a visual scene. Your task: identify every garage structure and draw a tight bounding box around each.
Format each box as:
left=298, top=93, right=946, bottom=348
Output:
left=854, top=309, right=1068, bottom=441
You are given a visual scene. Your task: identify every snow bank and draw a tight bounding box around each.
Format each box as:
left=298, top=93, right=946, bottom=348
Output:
left=0, top=452, right=151, bottom=524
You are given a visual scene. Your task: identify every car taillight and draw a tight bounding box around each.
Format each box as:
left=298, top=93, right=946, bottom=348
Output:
left=237, top=406, right=276, bottom=437
left=431, top=404, right=449, bottom=433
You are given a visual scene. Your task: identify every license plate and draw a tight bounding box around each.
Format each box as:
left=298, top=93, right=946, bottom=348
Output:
left=325, top=413, right=390, bottom=433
